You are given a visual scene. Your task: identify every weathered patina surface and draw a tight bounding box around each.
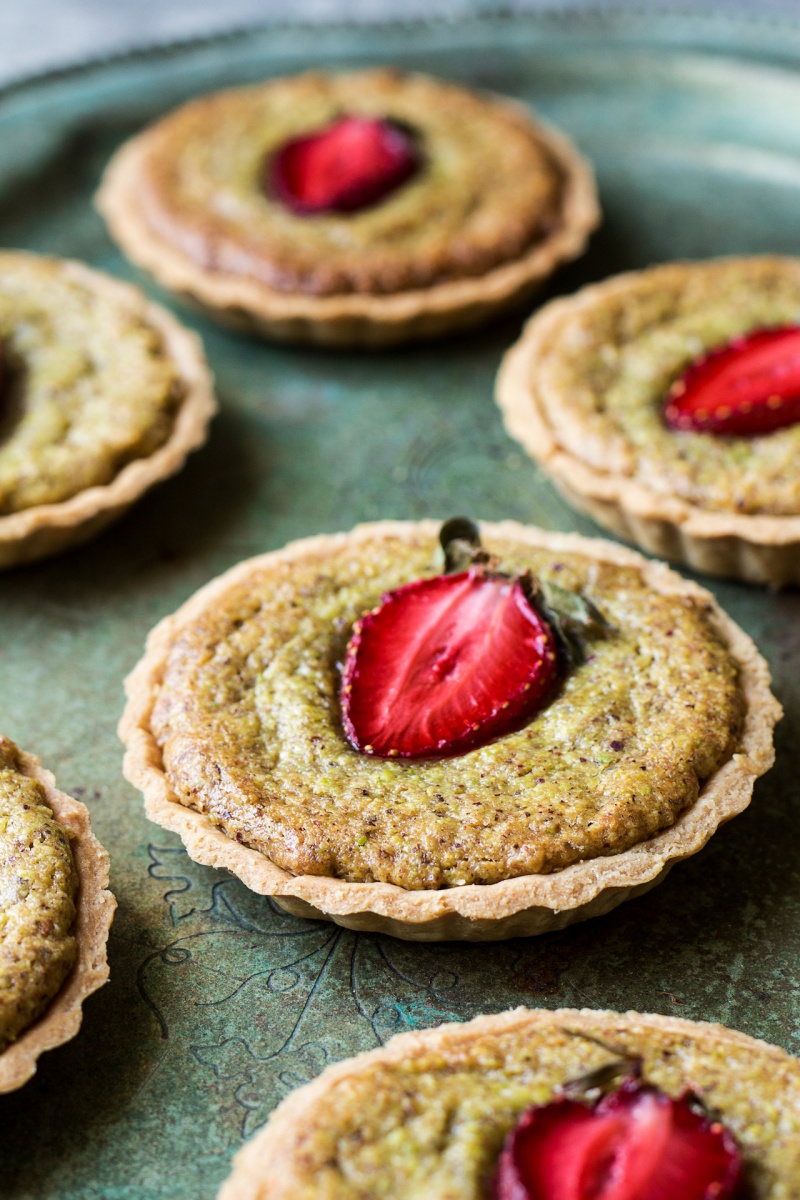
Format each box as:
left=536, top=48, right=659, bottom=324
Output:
left=1, top=11, right=800, bottom=1199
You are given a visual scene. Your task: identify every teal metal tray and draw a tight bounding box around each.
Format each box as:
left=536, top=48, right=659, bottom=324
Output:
left=1, top=11, right=800, bottom=1198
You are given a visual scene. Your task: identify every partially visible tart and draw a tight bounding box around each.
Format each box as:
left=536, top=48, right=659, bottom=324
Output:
left=497, top=256, right=800, bottom=585
left=96, top=69, right=599, bottom=347
left=0, top=736, right=115, bottom=1093
left=0, top=251, right=216, bottom=568
left=218, top=1007, right=800, bottom=1199
left=119, top=520, right=779, bottom=941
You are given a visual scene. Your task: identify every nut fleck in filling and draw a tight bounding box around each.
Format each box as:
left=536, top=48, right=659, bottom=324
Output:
left=0, top=253, right=182, bottom=514
left=0, top=737, right=77, bottom=1052
left=153, top=530, right=743, bottom=890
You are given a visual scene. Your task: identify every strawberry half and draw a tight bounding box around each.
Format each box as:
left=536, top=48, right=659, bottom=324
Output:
left=492, top=1077, right=744, bottom=1200
left=267, top=115, right=420, bottom=215
left=340, top=567, right=560, bottom=759
left=664, top=324, right=800, bottom=436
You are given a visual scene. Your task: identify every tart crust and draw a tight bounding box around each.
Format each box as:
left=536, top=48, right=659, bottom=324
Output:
left=119, top=520, right=779, bottom=942
left=0, top=744, right=115, bottom=1093
left=0, top=254, right=217, bottom=569
left=496, top=259, right=800, bottom=586
left=218, top=1007, right=800, bottom=1200
left=96, top=74, right=599, bottom=348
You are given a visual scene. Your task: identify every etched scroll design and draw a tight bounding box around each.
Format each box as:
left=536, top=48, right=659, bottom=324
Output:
left=140, top=845, right=475, bottom=1135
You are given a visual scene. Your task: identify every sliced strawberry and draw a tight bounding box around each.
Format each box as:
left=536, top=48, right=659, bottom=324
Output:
left=664, top=325, right=800, bottom=436
left=492, top=1077, right=744, bottom=1200
left=340, top=567, right=560, bottom=759
left=268, top=115, right=420, bottom=215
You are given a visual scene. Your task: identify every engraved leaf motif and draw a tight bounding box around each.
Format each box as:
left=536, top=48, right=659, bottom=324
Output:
left=147, top=844, right=220, bottom=924
left=148, top=844, right=316, bottom=931
left=139, top=848, right=469, bottom=1133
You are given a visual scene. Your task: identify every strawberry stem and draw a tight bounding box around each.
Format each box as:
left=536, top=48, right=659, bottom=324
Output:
left=439, top=518, right=609, bottom=666
left=557, top=1029, right=643, bottom=1098
left=439, top=516, right=490, bottom=573
left=339, top=523, right=611, bottom=760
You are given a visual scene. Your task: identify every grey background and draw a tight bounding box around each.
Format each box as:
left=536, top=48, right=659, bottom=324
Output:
left=2, top=0, right=800, bottom=85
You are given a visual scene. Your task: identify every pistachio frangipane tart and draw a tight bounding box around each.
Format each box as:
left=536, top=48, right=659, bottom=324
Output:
left=0, top=736, right=115, bottom=1093
left=96, top=69, right=599, bottom=347
left=120, top=520, right=778, bottom=942
left=218, top=1007, right=800, bottom=1200
left=497, top=256, right=800, bottom=585
left=0, top=251, right=216, bottom=568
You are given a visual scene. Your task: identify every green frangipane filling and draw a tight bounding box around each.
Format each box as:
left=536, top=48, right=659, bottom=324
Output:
left=0, top=255, right=180, bottom=514
left=539, top=259, right=800, bottom=514
left=140, top=72, right=562, bottom=296
left=0, top=738, right=77, bottom=1052
left=153, top=531, right=743, bottom=889
left=276, top=1022, right=800, bottom=1199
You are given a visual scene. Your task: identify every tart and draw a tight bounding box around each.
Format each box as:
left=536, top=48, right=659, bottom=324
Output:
left=96, top=69, right=599, bottom=347
left=0, top=251, right=216, bottom=569
left=119, top=519, right=779, bottom=942
left=218, top=1007, right=800, bottom=1200
left=497, top=256, right=800, bottom=585
left=0, top=736, right=115, bottom=1092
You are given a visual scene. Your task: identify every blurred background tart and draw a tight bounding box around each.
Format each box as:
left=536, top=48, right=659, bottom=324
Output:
left=497, top=256, right=800, bottom=585
left=0, top=251, right=216, bottom=568
left=97, top=69, right=599, bottom=346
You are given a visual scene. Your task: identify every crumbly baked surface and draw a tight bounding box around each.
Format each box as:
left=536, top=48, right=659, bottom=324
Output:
left=127, top=70, right=567, bottom=297
left=0, top=251, right=183, bottom=514
left=0, top=740, right=115, bottom=1093
left=0, top=737, right=77, bottom=1053
left=530, top=257, right=800, bottom=516
left=151, top=526, right=743, bottom=890
left=219, top=1009, right=800, bottom=1200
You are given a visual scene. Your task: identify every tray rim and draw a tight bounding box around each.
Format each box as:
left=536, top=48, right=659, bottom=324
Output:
left=3, top=5, right=800, bottom=106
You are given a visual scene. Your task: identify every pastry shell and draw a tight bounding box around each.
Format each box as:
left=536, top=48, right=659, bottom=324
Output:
left=496, top=269, right=800, bottom=586
left=218, top=1006, right=800, bottom=1200
left=96, top=101, right=599, bottom=349
left=0, top=256, right=217, bottom=570
left=0, top=746, right=116, bottom=1093
left=119, top=520, right=780, bottom=942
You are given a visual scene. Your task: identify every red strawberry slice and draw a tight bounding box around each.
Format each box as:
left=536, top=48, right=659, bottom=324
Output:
left=268, top=115, right=420, bottom=215
left=664, top=324, right=800, bottom=436
left=492, top=1077, right=743, bottom=1200
left=340, top=568, right=560, bottom=759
